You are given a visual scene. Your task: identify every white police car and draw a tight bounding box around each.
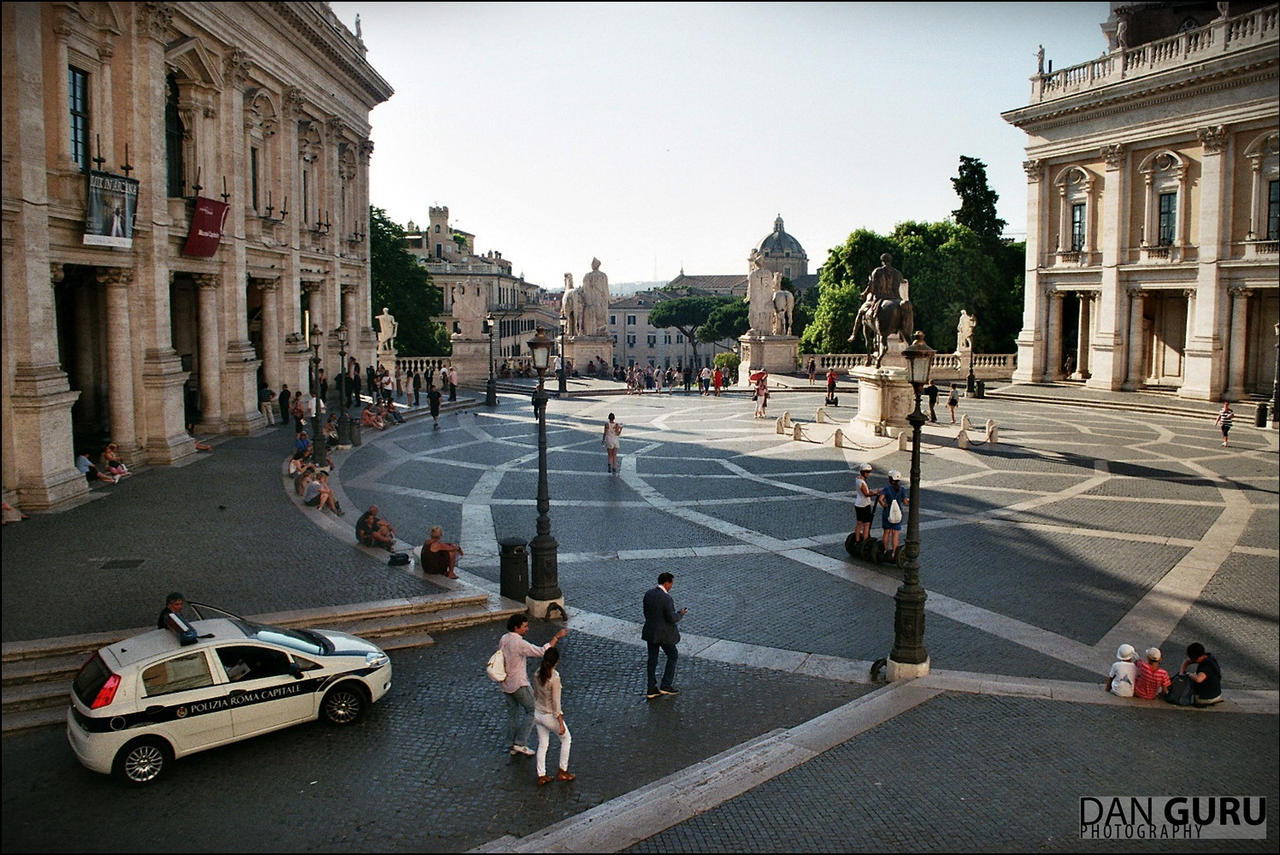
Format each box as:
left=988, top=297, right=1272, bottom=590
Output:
left=66, top=603, right=391, bottom=784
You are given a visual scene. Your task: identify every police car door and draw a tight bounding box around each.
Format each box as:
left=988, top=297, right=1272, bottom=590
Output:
left=213, top=644, right=314, bottom=737
left=137, top=649, right=236, bottom=753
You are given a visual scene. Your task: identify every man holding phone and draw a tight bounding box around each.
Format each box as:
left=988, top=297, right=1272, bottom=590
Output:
left=642, top=572, right=686, bottom=699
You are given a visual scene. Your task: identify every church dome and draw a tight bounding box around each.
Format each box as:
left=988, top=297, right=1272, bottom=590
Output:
left=757, top=215, right=806, bottom=259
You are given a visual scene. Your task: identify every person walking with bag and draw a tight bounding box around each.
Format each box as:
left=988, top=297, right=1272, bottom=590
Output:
left=499, top=615, right=567, bottom=758
left=879, top=470, right=908, bottom=558
left=532, top=647, right=574, bottom=786
left=1214, top=401, right=1234, bottom=447
left=603, top=412, right=622, bottom=474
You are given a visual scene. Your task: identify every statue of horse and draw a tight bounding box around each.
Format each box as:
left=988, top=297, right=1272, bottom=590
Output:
left=771, top=288, right=795, bottom=336
left=853, top=298, right=914, bottom=368
left=562, top=287, right=587, bottom=337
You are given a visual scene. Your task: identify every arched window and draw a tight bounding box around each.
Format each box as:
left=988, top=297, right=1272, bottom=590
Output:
left=165, top=73, right=186, bottom=197
left=1053, top=165, right=1096, bottom=261
left=1243, top=131, right=1279, bottom=249
left=1138, top=150, right=1187, bottom=260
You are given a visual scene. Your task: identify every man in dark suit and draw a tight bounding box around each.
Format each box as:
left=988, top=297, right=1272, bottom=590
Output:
left=642, top=572, right=686, bottom=699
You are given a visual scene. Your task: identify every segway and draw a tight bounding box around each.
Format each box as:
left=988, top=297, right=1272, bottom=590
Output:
left=844, top=531, right=859, bottom=557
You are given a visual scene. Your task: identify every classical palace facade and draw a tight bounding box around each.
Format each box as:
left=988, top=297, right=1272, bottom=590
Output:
left=1003, top=2, right=1278, bottom=401
left=1, top=2, right=391, bottom=510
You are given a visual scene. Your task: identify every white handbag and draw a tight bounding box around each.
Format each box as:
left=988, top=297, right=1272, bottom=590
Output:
left=485, top=648, right=506, bottom=682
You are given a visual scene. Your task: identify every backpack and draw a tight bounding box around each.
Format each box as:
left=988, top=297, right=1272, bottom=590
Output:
left=387, top=552, right=410, bottom=566
left=485, top=648, right=506, bottom=682
left=1165, top=673, right=1196, bottom=706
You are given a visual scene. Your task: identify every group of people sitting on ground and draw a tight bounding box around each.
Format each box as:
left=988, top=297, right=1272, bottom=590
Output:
left=289, top=428, right=334, bottom=473
left=360, top=399, right=406, bottom=431
left=293, top=461, right=344, bottom=516
left=75, top=439, right=132, bottom=485
left=1106, top=642, right=1222, bottom=705
left=356, top=504, right=397, bottom=550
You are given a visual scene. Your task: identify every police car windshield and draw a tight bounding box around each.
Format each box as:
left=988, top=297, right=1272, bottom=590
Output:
left=235, top=620, right=331, bottom=655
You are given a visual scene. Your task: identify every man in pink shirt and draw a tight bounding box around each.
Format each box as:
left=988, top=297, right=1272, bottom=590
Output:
left=1133, top=647, right=1172, bottom=700
left=499, top=614, right=567, bottom=756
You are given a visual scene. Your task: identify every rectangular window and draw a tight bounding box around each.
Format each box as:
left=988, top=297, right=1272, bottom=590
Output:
left=69, top=67, right=89, bottom=172
left=250, top=147, right=260, bottom=211
left=627, top=334, right=636, bottom=347
left=647, top=334, right=656, bottom=348
left=1071, top=203, right=1086, bottom=252
left=676, top=334, right=683, bottom=343
left=1157, top=192, right=1176, bottom=246
left=302, top=170, right=310, bottom=224
left=1268, top=180, right=1279, bottom=242
left=663, top=333, right=672, bottom=344
left=609, top=315, right=616, bottom=325
left=626, top=315, right=636, bottom=326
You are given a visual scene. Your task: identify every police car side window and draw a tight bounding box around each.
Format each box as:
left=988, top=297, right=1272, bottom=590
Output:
left=215, top=645, right=292, bottom=681
left=141, top=651, right=214, bottom=697
left=292, top=655, right=322, bottom=671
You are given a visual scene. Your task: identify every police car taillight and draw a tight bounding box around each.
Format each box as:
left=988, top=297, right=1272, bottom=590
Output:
left=90, top=673, right=121, bottom=709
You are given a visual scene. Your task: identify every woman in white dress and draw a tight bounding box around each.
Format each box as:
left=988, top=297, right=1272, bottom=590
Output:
left=602, top=412, right=622, bottom=474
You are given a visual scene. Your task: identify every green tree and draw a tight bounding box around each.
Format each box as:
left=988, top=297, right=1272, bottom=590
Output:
left=648, top=295, right=735, bottom=366
left=699, top=299, right=749, bottom=345
left=369, top=206, right=449, bottom=356
left=950, top=155, right=1006, bottom=241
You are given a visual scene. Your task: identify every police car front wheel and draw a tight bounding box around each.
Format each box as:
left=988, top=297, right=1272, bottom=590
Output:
left=113, top=737, right=171, bottom=785
left=321, top=683, right=367, bottom=725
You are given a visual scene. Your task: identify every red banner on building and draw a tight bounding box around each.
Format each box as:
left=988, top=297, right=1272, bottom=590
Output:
left=182, top=197, right=229, bottom=257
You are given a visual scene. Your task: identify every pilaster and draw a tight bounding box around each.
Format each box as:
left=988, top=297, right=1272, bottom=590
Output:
left=1182, top=126, right=1231, bottom=402
left=97, top=268, right=139, bottom=456
left=1012, top=159, right=1045, bottom=383
left=1088, top=144, right=1129, bottom=390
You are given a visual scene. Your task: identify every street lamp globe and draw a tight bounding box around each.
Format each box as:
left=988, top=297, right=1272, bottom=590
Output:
left=902, top=331, right=935, bottom=388
left=528, top=327, right=553, bottom=376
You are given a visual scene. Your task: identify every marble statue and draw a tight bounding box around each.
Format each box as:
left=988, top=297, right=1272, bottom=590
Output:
left=580, top=258, right=609, bottom=337
left=770, top=275, right=794, bottom=336
left=744, top=249, right=780, bottom=335
left=957, top=309, right=977, bottom=351
left=376, top=307, right=397, bottom=352
left=563, top=277, right=587, bottom=337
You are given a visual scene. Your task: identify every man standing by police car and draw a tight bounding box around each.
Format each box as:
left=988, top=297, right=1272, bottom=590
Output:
left=156, top=591, right=191, bottom=629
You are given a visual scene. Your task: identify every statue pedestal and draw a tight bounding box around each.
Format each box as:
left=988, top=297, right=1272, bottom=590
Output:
left=377, top=345, right=397, bottom=376
left=849, top=365, right=915, bottom=439
left=564, top=335, right=613, bottom=374
left=448, top=336, right=490, bottom=388
left=738, top=334, right=799, bottom=386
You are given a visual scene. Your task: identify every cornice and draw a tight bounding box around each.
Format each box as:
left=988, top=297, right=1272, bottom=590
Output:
left=252, top=2, right=393, bottom=107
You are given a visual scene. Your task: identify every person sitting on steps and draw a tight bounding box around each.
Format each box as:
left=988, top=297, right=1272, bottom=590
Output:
left=421, top=525, right=463, bottom=578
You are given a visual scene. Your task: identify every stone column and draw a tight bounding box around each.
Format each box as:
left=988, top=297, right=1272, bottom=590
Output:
left=255, top=277, right=281, bottom=388
left=1182, top=126, right=1230, bottom=401
left=193, top=274, right=224, bottom=431
left=1089, top=144, right=1128, bottom=390
left=1123, top=287, right=1146, bottom=390
left=1044, top=290, right=1064, bottom=382
left=1224, top=287, right=1252, bottom=401
left=98, top=268, right=139, bottom=456
left=1074, top=293, right=1094, bottom=379
left=1013, top=159, right=1046, bottom=383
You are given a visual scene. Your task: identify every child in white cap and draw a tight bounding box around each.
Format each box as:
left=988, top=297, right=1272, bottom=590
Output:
left=1106, top=644, right=1138, bottom=697
left=1134, top=647, right=1171, bottom=699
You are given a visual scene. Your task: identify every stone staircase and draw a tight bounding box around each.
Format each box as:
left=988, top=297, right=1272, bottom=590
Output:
left=1, top=589, right=525, bottom=734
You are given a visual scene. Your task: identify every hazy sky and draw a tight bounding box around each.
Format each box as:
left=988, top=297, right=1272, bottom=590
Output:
left=329, top=2, right=1111, bottom=288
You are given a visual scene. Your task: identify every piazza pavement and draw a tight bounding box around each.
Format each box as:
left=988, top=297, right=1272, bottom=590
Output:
left=1, top=375, right=1276, bottom=853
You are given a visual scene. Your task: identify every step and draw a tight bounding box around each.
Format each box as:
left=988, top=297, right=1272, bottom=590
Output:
left=2, top=679, right=69, bottom=713
left=3, top=706, right=66, bottom=735
left=2, top=651, right=95, bottom=688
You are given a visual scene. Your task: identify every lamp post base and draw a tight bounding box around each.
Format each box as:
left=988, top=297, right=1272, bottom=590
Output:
left=525, top=595, right=566, bottom=620
left=486, top=377, right=498, bottom=406
left=885, top=655, right=931, bottom=681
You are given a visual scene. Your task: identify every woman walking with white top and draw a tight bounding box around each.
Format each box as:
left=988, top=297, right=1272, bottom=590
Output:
left=532, top=646, right=574, bottom=786
left=603, top=412, right=622, bottom=474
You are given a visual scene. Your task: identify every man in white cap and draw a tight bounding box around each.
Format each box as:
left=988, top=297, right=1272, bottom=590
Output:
left=879, top=470, right=908, bottom=557
left=1106, top=643, right=1138, bottom=697
left=853, top=463, right=880, bottom=546
left=1134, top=647, right=1171, bottom=699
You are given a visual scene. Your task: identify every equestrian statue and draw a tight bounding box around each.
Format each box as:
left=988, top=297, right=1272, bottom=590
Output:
left=849, top=253, right=914, bottom=368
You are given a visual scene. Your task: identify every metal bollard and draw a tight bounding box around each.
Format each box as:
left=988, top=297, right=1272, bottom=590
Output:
left=1255, top=402, right=1268, bottom=428
left=499, top=537, right=529, bottom=602
left=975, top=380, right=985, bottom=398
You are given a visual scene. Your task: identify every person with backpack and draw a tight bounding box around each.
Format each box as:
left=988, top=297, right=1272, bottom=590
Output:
left=1179, top=642, right=1223, bottom=706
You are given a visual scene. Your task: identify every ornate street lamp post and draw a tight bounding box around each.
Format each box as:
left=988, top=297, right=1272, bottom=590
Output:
left=335, top=323, right=351, bottom=446
left=485, top=312, right=498, bottom=407
left=966, top=347, right=977, bottom=395
left=1271, top=322, right=1278, bottom=428
left=308, top=323, right=327, bottom=466
left=526, top=327, right=565, bottom=618
left=888, top=330, right=935, bottom=680
left=557, top=312, right=568, bottom=397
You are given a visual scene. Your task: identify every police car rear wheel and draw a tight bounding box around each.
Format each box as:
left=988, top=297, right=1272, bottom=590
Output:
left=322, top=683, right=366, bottom=725
left=113, top=737, right=170, bottom=785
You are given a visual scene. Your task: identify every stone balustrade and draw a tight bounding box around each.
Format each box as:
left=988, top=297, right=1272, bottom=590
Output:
left=1032, top=4, right=1277, bottom=103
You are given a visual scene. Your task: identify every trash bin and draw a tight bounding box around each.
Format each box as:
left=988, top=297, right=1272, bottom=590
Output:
left=499, top=538, right=529, bottom=602
left=1256, top=402, right=1268, bottom=427
left=974, top=380, right=986, bottom=399
left=349, top=417, right=362, bottom=447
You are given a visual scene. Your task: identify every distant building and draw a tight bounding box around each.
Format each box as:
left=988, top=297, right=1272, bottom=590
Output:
left=605, top=215, right=815, bottom=368
left=1003, top=2, right=1278, bottom=400
left=1, top=2, right=391, bottom=509
left=402, top=207, right=554, bottom=362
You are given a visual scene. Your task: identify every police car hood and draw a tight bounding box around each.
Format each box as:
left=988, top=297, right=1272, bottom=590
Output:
left=314, top=629, right=385, bottom=657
